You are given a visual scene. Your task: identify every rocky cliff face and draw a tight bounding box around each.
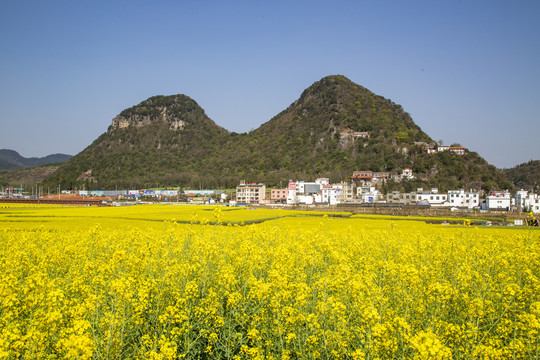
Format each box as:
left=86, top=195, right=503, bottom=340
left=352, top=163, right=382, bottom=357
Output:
left=108, top=94, right=226, bottom=133
left=110, top=106, right=186, bottom=131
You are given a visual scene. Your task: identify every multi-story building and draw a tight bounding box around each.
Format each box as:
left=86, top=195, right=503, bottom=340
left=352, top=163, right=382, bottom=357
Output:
left=372, top=172, right=390, bottom=182
left=320, top=185, right=338, bottom=205
left=352, top=170, right=390, bottom=185
left=530, top=196, right=540, bottom=213
left=387, top=188, right=449, bottom=206
left=236, top=181, right=266, bottom=204
left=515, top=190, right=529, bottom=211
left=448, top=189, right=480, bottom=209
left=515, top=190, right=540, bottom=213
left=270, top=188, right=288, bottom=203
left=337, top=182, right=354, bottom=202
left=317, top=182, right=354, bottom=205
left=352, top=171, right=373, bottom=181
left=485, top=191, right=511, bottom=211
left=357, top=186, right=381, bottom=203
left=416, top=189, right=448, bottom=205
left=421, top=143, right=466, bottom=155
left=386, top=191, right=418, bottom=205
left=295, top=181, right=322, bottom=195
left=449, top=146, right=466, bottom=155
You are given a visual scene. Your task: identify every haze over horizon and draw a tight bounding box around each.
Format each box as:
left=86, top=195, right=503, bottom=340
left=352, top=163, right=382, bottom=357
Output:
left=1, top=1, right=539, bottom=169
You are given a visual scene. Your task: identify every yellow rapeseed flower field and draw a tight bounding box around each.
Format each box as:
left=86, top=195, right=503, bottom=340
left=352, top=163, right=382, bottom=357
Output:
left=0, top=204, right=538, bottom=359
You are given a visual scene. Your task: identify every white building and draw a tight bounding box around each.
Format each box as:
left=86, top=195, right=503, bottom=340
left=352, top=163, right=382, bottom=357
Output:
left=515, top=190, right=528, bottom=211
left=515, top=190, right=540, bottom=213
left=530, top=196, right=540, bottom=213
left=401, top=168, right=415, bottom=180
left=448, top=190, right=480, bottom=209
left=315, top=178, right=329, bottom=186
left=287, top=180, right=322, bottom=205
left=286, top=181, right=297, bottom=205
left=415, top=189, right=448, bottom=206
left=295, top=181, right=321, bottom=195
left=296, top=195, right=314, bottom=205
left=357, top=186, right=381, bottom=203
left=321, top=185, right=339, bottom=205
left=485, top=191, right=511, bottom=211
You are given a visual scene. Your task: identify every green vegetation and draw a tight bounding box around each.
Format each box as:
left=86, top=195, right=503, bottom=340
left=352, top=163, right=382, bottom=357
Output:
left=0, top=164, right=61, bottom=188
left=42, top=76, right=512, bottom=190
left=502, top=160, right=540, bottom=192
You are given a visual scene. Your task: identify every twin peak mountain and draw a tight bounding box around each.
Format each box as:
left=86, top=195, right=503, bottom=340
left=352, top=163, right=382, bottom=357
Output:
left=44, top=75, right=509, bottom=191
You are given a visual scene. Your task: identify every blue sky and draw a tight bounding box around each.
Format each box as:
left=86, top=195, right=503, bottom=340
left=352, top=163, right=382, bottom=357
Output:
left=0, top=0, right=538, bottom=168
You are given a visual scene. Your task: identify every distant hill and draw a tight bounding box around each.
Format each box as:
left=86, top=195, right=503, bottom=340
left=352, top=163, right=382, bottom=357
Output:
left=0, top=164, right=61, bottom=188
left=0, top=149, right=71, bottom=170
left=503, top=160, right=540, bottom=192
left=42, top=75, right=511, bottom=191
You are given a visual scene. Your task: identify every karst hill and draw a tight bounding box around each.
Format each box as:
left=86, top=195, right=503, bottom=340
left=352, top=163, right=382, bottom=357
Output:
left=42, top=75, right=510, bottom=191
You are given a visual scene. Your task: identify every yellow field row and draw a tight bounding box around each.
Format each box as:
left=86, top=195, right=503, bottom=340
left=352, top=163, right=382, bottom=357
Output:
left=0, top=204, right=538, bottom=359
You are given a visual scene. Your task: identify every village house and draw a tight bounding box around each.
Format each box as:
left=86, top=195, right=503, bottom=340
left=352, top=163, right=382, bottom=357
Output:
left=422, top=143, right=438, bottom=154
left=352, top=171, right=373, bottom=182
left=357, top=186, right=381, bottom=203
left=285, top=178, right=353, bottom=205
left=236, top=180, right=266, bottom=204
left=386, top=188, right=450, bottom=206
left=341, top=129, right=370, bottom=138
left=270, top=188, right=288, bottom=203
left=353, top=131, right=370, bottom=138
left=400, top=168, right=414, bottom=180
left=351, top=170, right=391, bottom=185
left=386, top=191, right=418, bottom=205
left=483, top=191, right=512, bottom=211
left=515, top=190, right=540, bottom=213
left=415, top=188, right=448, bottom=206
left=447, top=189, right=480, bottom=209
left=420, top=143, right=466, bottom=155
left=449, top=146, right=466, bottom=155
left=286, top=180, right=324, bottom=205
left=372, top=172, right=390, bottom=182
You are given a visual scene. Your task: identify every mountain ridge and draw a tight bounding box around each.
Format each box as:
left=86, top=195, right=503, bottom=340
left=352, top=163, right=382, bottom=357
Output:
left=0, top=149, right=71, bottom=171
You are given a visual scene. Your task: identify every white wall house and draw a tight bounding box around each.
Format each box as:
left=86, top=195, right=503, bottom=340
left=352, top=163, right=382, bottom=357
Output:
left=317, top=182, right=355, bottom=204
left=321, top=185, right=340, bottom=205
left=529, top=195, right=540, bottom=213
left=386, top=191, right=421, bottom=205
left=401, top=168, right=415, bottom=180
left=297, top=195, right=314, bottom=205
left=287, top=180, right=322, bottom=205
left=515, top=190, right=540, bottom=213
left=415, top=189, right=448, bottom=206
left=485, top=191, right=511, bottom=211
left=448, top=190, right=480, bottom=209
left=357, top=186, right=381, bottom=203
left=515, top=190, right=529, bottom=211
left=287, top=181, right=297, bottom=205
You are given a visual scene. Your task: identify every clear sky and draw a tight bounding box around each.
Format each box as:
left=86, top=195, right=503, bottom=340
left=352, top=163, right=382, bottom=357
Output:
left=1, top=0, right=538, bottom=168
